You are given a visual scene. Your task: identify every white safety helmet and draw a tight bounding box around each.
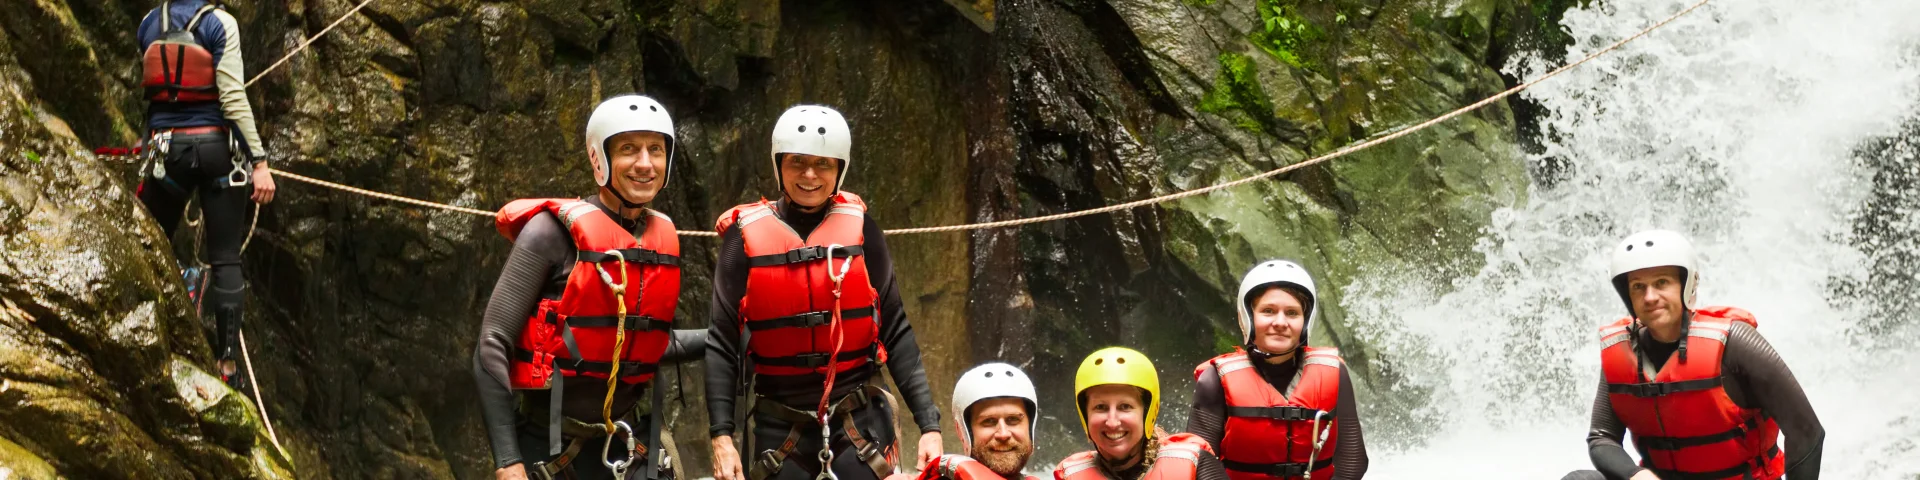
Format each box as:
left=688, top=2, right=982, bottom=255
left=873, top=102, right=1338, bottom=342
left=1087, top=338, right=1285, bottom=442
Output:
left=769, top=105, right=852, bottom=192
left=1609, top=229, right=1699, bottom=317
left=1236, top=260, right=1319, bottom=349
left=950, top=362, right=1038, bottom=451
left=586, top=94, right=676, bottom=191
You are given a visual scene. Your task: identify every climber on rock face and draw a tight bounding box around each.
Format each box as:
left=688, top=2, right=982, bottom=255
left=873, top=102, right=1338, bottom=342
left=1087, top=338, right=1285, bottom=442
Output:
left=893, top=363, right=1043, bottom=480
left=1187, top=260, right=1368, bottom=480
left=705, top=104, right=944, bottom=480
left=472, top=94, right=707, bottom=480
left=1560, top=230, right=1823, bottom=480
left=134, top=0, right=276, bottom=396
left=1054, top=347, right=1227, bottom=480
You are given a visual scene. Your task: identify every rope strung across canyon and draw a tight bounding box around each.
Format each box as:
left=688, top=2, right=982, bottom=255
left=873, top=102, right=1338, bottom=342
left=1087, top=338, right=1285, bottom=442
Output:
left=238, top=0, right=1712, bottom=238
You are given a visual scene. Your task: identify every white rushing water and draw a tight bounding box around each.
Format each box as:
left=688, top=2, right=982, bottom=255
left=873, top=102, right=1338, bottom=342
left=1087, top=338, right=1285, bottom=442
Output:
left=1352, top=0, right=1920, bottom=477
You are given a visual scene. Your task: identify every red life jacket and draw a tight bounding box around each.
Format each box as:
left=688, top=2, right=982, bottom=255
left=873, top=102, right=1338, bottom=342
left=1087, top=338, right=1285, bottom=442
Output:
left=715, top=192, right=883, bottom=377
left=142, top=1, right=220, bottom=103
left=912, top=454, right=1043, bottom=480
left=1054, top=433, right=1212, bottom=480
left=1195, top=348, right=1341, bottom=480
left=495, top=199, right=680, bottom=389
left=1599, top=306, right=1783, bottom=480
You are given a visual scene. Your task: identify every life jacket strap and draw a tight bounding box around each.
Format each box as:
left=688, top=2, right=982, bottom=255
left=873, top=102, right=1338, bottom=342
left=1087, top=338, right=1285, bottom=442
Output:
left=514, top=348, right=659, bottom=377
left=747, top=307, right=877, bottom=332
left=1645, top=445, right=1778, bottom=480
left=1221, top=458, right=1333, bottom=478
left=1225, top=406, right=1335, bottom=422
left=579, top=249, right=680, bottom=266
left=1606, top=376, right=1723, bottom=397
left=749, top=245, right=865, bottom=267
left=751, top=345, right=877, bottom=369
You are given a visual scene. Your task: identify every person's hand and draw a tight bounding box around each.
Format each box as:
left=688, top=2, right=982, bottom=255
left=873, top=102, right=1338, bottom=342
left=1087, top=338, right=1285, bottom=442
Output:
left=250, top=162, right=276, bottom=204
left=494, top=463, right=528, bottom=480
left=1630, top=469, right=1662, bottom=480
left=915, top=432, right=942, bottom=468
left=712, top=435, right=744, bottom=480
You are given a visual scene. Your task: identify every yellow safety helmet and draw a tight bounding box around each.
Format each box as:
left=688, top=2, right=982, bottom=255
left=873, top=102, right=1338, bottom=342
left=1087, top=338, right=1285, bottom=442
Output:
left=1073, top=347, right=1161, bottom=440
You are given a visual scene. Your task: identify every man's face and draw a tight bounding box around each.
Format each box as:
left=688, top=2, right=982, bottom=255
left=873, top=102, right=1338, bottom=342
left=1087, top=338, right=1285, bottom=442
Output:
left=604, top=131, right=667, bottom=204
left=967, top=398, right=1033, bottom=477
left=1626, top=266, right=1686, bottom=330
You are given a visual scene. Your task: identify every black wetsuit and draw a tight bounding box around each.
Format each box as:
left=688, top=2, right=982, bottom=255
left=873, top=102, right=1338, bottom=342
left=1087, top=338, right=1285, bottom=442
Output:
left=1562, top=321, right=1823, bottom=480
left=1188, top=354, right=1368, bottom=480
left=705, top=199, right=942, bottom=480
left=472, top=195, right=708, bottom=478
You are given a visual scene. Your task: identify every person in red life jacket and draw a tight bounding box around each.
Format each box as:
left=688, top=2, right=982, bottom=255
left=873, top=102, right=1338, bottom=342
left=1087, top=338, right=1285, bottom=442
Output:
left=1561, top=230, right=1823, bottom=480
left=1055, top=347, right=1227, bottom=480
left=134, top=0, right=275, bottom=395
left=706, top=104, right=945, bottom=480
left=472, top=95, right=708, bottom=480
left=1186, top=261, right=1367, bottom=480
left=900, top=363, right=1044, bottom=480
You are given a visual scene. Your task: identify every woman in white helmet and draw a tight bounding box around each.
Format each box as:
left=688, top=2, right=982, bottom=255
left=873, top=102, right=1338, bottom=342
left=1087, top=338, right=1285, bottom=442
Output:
left=1560, top=230, right=1821, bottom=480
left=706, top=105, right=945, bottom=480
left=900, top=363, right=1043, bottom=480
left=473, top=94, right=707, bottom=480
left=1187, top=260, right=1367, bottom=480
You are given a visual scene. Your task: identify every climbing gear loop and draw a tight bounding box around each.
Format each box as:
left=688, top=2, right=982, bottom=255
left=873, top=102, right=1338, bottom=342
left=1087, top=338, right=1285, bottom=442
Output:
left=601, top=420, right=639, bottom=477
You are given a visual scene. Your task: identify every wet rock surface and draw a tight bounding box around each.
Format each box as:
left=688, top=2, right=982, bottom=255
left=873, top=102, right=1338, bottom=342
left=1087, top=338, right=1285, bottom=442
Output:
left=1, top=0, right=1563, bottom=476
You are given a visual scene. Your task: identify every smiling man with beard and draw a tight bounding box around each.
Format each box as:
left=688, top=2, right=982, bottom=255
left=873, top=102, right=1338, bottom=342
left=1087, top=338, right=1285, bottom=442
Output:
left=900, top=363, right=1044, bottom=480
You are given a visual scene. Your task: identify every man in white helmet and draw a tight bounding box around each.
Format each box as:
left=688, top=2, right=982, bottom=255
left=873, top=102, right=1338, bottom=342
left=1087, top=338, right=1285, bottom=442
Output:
left=706, top=104, right=945, bottom=480
left=473, top=95, right=707, bottom=480
left=901, top=363, right=1043, bottom=480
left=1561, top=230, right=1822, bottom=480
left=1187, top=260, right=1364, bottom=480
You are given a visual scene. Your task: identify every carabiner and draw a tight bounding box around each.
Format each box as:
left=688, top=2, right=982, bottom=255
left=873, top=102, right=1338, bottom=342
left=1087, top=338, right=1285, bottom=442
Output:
left=594, top=249, right=630, bottom=298
left=602, top=420, right=639, bottom=477
left=814, top=407, right=838, bottom=480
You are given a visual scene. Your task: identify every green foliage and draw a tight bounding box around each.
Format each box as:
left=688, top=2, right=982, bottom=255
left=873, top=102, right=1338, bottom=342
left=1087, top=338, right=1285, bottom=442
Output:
left=23, top=150, right=40, bottom=163
left=1253, top=1, right=1321, bottom=70
left=1198, top=52, right=1280, bottom=136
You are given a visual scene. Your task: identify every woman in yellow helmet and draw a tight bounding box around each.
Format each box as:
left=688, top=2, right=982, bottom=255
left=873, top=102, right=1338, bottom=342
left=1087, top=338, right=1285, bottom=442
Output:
left=1053, top=347, right=1227, bottom=480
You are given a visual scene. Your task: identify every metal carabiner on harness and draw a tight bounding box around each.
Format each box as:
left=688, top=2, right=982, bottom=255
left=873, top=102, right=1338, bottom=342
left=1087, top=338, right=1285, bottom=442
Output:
left=147, top=131, right=172, bottom=180
left=602, top=420, right=640, bottom=477
left=223, top=132, right=250, bottom=188
left=822, top=244, right=856, bottom=294
left=815, top=405, right=839, bottom=480
left=1303, top=410, right=1334, bottom=480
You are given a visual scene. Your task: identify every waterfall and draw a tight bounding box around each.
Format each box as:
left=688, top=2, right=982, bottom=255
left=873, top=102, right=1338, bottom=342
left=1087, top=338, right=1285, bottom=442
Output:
left=1352, top=0, right=1920, bottom=476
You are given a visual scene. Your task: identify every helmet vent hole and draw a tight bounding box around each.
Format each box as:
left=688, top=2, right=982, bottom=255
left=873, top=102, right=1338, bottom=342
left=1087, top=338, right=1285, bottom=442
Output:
left=817, top=127, right=827, bottom=134
left=1116, top=357, right=1127, bottom=364
left=1646, top=241, right=1655, bottom=247
left=797, top=125, right=807, bottom=132
left=650, top=105, right=658, bottom=112
left=1094, top=358, right=1105, bottom=366
left=628, top=105, right=638, bottom=111
left=984, top=372, right=994, bottom=378
left=1627, top=245, right=1635, bottom=251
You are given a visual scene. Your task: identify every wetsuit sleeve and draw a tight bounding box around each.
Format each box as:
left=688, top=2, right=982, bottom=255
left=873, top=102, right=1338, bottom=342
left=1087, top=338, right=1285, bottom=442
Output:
left=1185, top=363, right=1227, bottom=449
left=207, top=10, right=265, bottom=157
left=472, top=212, right=572, bottom=468
left=1195, top=449, right=1229, bottom=480
left=663, top=329, right=709, bottom=364
left=1331, top=365, right=1367, bottom=479
left=1584, top=378, right=1643, bottom=480
left=1724, top=322, right=1822, bottom=480
left=706, top=224, right=750, bottom=438
left=866, top=215, right=942, bottom=434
